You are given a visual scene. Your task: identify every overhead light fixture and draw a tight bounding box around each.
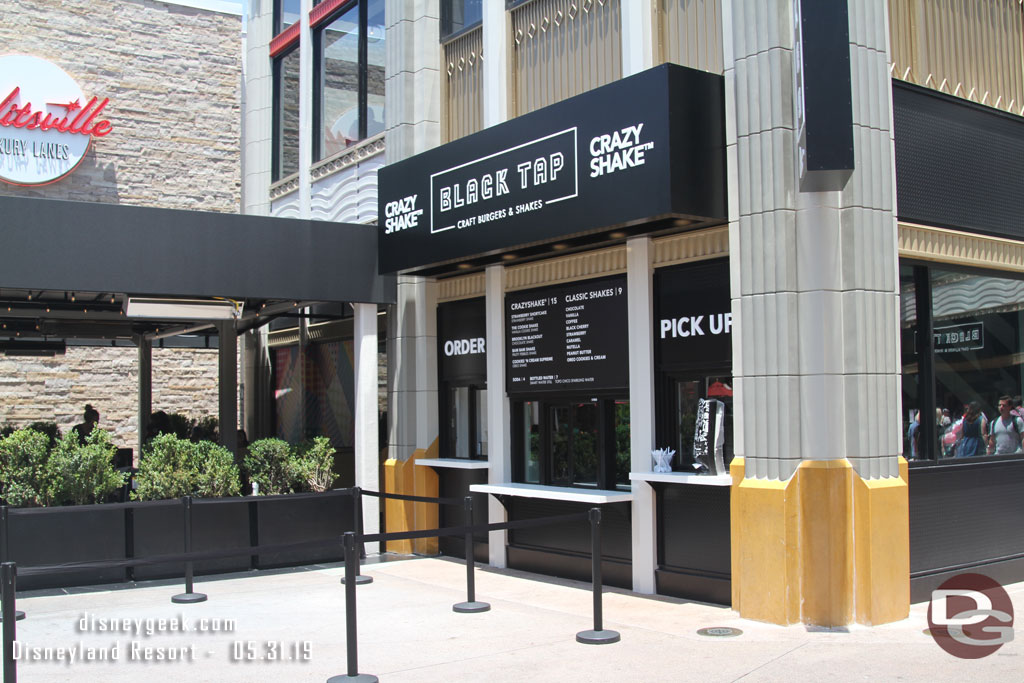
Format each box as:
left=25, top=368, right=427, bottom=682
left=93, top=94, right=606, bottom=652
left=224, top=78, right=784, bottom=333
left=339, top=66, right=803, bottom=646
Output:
left=0, top=340, right=66, bottom=357
left=124, top=297, right=241, bottom=320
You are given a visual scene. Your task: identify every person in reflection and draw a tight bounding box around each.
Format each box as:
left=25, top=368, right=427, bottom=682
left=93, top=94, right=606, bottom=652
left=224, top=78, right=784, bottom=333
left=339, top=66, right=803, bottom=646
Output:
left=72, top=404, right=100, bottom=444
left=955, top=401, right=987, bottom=458
left=906, top=410, right=920, bottom=460
left=988, top=395, right=1024, bottom=455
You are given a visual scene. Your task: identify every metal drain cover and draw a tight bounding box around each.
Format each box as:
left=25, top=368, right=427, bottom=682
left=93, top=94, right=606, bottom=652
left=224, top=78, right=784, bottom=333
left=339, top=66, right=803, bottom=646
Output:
left=697, top=627, right=743, bottom=637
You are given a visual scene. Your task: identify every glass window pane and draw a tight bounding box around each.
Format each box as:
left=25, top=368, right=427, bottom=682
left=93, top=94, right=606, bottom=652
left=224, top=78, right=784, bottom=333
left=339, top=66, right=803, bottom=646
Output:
left=366, top=0, right=386, bottom=139
left=572, top=403, right=599, bottom=487
left=614, top=400, right=631, bottom=488
left=522, top=401, right=541, bottom=483
left=276, top=0, right=301, bottom=34
left=930, top=269, right=1024, bottom=458
left=320, top=6, right=360, bottom=158
left=550, top=405, right=570, bottom=485
left=454, top=386, right=470, bottom=458
left=441, top=0, right=483, bottom=39
left=275, top=47, right=300, bottom=180
left=475, top=388, right=488, bottom=458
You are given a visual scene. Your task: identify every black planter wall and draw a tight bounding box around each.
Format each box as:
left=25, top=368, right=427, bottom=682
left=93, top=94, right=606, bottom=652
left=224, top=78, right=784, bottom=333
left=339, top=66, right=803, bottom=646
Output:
left=3, top=490, right=357, bottom=591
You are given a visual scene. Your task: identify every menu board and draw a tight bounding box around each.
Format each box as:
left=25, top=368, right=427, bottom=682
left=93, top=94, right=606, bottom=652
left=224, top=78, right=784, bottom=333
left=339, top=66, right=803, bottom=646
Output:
left=506, top=276, right=628, bottom=393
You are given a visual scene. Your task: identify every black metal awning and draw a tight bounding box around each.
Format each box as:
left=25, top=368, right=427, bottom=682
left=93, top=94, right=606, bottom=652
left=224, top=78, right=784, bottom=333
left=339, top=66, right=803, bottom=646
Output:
left=0, top=195, right=395, bottom=346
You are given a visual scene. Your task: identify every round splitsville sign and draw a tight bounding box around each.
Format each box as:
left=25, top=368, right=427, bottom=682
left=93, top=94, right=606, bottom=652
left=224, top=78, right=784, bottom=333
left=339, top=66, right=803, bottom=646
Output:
left=0, top=55, right=113, bottom=186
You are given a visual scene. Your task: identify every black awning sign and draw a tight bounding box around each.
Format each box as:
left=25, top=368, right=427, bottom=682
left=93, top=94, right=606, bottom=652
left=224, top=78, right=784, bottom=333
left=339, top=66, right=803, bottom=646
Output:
left=378, top=64, right=726, bottom=273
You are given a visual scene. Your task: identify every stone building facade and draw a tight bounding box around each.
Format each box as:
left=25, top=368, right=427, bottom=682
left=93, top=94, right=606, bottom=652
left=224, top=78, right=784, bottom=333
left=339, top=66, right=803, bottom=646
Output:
left=0, top=0, right=243, bottom=448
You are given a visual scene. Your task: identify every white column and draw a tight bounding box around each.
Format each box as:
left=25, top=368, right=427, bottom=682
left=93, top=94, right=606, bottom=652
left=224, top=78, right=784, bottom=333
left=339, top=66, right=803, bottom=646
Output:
left=482, top=0, right=509, bottom=127
left=627, top=237, right=656, bottom=593
left=388, top=276, right=438, bottom=462
left=485, top=264, right=510, bottom=568
left=242, top=0, right=274, bottom=216
left=354, top=303, right=380, bottom=553
left=621, top=0, right=656, bottom=76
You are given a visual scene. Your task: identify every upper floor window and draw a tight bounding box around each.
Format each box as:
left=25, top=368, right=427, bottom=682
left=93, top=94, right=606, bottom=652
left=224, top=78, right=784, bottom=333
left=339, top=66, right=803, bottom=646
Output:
left=441, top=0, right=483, bottom=41
left=273, top=45, right=301, bottom=181
left=314, top=0, right=385, bottom=161
left=275, top=0, right=301, bottom=35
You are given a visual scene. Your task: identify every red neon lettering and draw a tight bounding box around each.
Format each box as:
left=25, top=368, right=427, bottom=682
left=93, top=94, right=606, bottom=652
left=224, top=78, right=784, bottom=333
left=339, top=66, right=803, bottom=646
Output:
left=0, top=87, right=112, bottom=137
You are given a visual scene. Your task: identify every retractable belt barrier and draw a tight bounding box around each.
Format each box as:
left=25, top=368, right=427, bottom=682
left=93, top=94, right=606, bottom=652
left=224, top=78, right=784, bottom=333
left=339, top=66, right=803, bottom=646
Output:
left=1, top=493, right=620, bottom=683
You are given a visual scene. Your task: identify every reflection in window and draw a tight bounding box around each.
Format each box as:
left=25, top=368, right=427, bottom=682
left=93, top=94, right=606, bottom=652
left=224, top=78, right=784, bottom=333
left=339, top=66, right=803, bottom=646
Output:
left=316, top=0, right=386, bottom=160
left=522, top=400, right=541, bottom=483
left=273, top=46, right=301, bottom=180
left=660, top=375, right=733, bottom=473
left=275, top=0, right=301, bottom=34
left=440, top=0, right=483, bottom=40
left=320, top=5, right=360, bottom=157
left=901, top=266, right=1024, bottom=459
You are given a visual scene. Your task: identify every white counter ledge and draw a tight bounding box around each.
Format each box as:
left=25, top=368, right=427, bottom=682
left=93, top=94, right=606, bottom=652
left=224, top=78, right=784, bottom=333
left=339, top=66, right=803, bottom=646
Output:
left=469, top=482, right=633, bottom=504
left=414, top=458, right=490, bottom=470
left=629, top=472, right=733, bottom=486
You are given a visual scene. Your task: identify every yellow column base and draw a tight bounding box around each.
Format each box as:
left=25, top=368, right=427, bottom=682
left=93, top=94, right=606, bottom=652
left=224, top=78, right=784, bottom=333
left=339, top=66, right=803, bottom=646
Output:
left=383, top=438, right=440, bottom=555
left=730, top=457, right=909, bottom=626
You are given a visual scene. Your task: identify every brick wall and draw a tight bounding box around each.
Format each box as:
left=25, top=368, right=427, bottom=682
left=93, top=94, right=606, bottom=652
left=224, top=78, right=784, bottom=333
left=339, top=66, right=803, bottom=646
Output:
left=0, top=0, right=243, bottom=450
left=0, top=0, right=241, bottom=210
left=0, top=346, right=239, bottom=451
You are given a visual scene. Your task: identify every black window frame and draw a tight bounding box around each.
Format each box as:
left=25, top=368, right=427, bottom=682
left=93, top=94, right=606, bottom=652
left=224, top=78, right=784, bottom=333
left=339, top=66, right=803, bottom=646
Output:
left=440, top=0, right=484, bottom=43
left=274, top=0, right=302, bottom=37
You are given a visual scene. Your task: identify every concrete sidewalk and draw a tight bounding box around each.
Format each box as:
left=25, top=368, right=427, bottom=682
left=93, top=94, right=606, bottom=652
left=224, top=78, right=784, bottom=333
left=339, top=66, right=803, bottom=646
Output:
left=7, top=556, right=1022, bottom=682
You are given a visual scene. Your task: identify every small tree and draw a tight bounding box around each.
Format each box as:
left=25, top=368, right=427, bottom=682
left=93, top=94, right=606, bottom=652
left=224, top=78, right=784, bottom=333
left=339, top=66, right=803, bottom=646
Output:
left=297, top=437, right=337, bottom=492
left=191, top=440, right=241, bottom=498
left=133, top=433, right=195, bottom=500
left=0, top=428, right=51, bottom=506
left=47, top=430, right=126, bottom=505
left=28, top=421, right=61, bottom=446
left=243, top=438, right=305, bottom=495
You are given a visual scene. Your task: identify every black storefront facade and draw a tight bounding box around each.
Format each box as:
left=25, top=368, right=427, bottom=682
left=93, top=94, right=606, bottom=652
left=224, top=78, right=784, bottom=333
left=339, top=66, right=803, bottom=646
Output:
left=379, top=63, right=738, bottom=601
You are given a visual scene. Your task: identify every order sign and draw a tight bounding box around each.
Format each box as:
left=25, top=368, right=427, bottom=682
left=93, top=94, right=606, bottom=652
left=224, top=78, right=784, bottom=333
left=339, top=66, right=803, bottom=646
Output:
left=0, top=55, right=113, bottom=186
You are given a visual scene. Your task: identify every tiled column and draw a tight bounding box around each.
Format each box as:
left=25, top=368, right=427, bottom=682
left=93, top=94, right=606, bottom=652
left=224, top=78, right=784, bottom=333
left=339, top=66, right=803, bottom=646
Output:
left=725, top=0, right=907, bottom=626
left=242, top=0, right=273, bottom=215
left=354, top=303, right=381, bottom=553
left=485, top=265, right=511, bottom=568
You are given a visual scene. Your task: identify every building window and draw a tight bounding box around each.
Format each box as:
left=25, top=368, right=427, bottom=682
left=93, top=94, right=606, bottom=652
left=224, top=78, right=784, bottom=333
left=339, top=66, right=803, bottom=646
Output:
left=314, top=0, right=385, bottom=161
left=273, top=45, right=301, bottom=181
left=513, top=397, right=630, bottom=490
left=440, top=0, right=483, bottom=41
left=275, top=0, right=302, bottom=35
left=901, top=263, right=1024, bottom=461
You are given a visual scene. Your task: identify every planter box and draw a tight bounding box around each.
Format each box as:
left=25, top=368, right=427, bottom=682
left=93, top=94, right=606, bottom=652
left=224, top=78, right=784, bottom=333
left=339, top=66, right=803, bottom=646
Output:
left=255, top=493, right=355, bottom=568
left=8, top=505, right=126, bottom=591
left=131, top=499, right=251, bottom=581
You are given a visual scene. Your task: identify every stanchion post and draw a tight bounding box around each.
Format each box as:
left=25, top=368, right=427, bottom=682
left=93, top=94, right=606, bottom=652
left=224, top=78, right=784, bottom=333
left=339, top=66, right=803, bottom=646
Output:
left=171, top=496, right=207, bottom=604
left=2, top=561, right=17, bottom=682
left=453, top=496, right=489, bottom=613
left=0, top=508, right=25, bottom=622
left=575, top=507, right=620, bottom=644
left=340, top=488, right=372, bottom=586
left=326, top=532, right=377, bottom=683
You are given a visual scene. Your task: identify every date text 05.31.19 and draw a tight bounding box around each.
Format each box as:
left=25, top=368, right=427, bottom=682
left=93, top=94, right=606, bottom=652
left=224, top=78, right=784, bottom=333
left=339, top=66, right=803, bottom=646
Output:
left=230, top=640, right=312, bottom=662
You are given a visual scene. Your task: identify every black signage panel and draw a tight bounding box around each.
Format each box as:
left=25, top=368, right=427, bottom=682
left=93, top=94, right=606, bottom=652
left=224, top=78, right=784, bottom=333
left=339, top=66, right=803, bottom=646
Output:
left=437, top=297, right=487, bottom=382
left=655, top=259, right=732, bottom=369
left=379, top=64, right=725, bottom=273
left=505, top=276, right=628, bottom=394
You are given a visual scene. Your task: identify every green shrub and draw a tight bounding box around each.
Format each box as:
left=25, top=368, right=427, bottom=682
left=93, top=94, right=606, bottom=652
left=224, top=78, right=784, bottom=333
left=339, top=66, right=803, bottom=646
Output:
left=192, top=440, right=241, bottom=498
left=28, top=421, right=61, bottom=446
left=166, top=413, right=194, bottom=440
left=0, top=428, right=52, bottom=506
left=47, top=430, right=127, bottom=506
left=134, top=434, right=241, bottom=500
left=297, top=437, right=337, bottom=492
left=134, top=433, right=196, bottom=500
left=243, top=438, right=306, bottom=495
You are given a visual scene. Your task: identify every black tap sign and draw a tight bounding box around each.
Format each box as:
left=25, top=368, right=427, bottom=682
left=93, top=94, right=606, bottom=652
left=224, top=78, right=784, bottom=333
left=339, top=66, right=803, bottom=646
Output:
left=505, top=276, right=628, bottom=394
